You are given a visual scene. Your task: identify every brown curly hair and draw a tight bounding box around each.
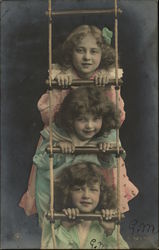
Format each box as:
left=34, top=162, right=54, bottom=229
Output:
left=54, top=162, right=116, bottom=212
left=53, top=25, right=116, bottom=70
left=55, top=86, right=120, bottom=135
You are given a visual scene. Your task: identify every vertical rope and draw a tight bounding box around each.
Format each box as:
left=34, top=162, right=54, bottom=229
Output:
left=48, top=0, right=56, bottom=248
left=114, top=0, right=121, bottom=249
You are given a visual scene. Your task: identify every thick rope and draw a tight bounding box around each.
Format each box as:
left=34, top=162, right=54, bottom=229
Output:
left=114, top=0, right=121, bottom=248
left=48, top=0, right=56, bottom=248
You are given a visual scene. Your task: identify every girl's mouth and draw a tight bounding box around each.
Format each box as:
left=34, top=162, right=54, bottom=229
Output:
left=82, top=63, right=92, bottom=67
left=80, top=201, right=92, bottom=206
left=83, top=130, right=95, bottom=135
left=82, top=63, right=92, bottom=65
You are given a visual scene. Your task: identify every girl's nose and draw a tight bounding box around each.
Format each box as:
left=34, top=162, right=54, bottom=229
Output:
left=82, top=188, right=90, bottom=198
left=86, top=120, right=94, bottom=129
left=83, top=51, right=91, bottom=60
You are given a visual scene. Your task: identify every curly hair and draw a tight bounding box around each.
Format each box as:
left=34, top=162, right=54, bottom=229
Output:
left=54, top=162, right=116, bottom=212
left=53, top=25, right=116, bottom=70
left=55, top=86, right=120, bottom=135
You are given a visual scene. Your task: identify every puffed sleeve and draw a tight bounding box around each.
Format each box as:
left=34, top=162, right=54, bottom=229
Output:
left=94, top=130, right=126, bottom=168
left=102, top=225, right=129, bottom=249
left=41, top=215, right=78, bottom=249
left=37, top=63, right=70, bottom=125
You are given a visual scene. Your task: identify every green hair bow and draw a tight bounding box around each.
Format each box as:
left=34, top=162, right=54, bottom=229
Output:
left=102, top=27, right=113, bottom=45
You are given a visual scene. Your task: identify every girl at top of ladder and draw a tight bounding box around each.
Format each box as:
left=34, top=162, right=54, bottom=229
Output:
left=38, top=24, right=125, bottom=125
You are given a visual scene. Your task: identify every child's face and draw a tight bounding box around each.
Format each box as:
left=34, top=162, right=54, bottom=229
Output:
left=72, top=34, right=102, bottom=79
left=71, top=182, right=100, bottom=213
left=74, top=114, right=102, bottom=141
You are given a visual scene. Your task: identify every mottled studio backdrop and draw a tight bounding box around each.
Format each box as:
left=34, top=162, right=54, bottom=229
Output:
left=1, top=0, right=158, bottom=249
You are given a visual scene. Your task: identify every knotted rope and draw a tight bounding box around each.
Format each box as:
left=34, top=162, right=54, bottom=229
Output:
left=114, top=0, right=121, bottom=248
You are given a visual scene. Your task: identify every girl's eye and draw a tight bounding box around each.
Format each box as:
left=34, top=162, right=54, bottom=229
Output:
left=76, top=117, right=86, bottom=122
left=72, top=186, right=82, bottom=191
left=89, top=184, right=100, bottom=192
left=90, top=188, right=99, bottom=192
left=75, top=48, right=84, bottom=53
left=91, top=49, right=100, bottom=54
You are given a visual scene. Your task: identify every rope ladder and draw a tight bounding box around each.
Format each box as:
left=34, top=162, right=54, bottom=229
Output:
left=43, top=0, right=123, bottom=248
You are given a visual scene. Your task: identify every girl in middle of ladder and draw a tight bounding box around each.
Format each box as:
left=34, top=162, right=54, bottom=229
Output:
left=33, top=86, right=138, bottom=226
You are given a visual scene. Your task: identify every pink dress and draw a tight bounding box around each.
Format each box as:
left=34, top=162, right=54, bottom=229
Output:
left=101, top=157, right=139, bottom=212
left=19, top=64, right=137, bottom=216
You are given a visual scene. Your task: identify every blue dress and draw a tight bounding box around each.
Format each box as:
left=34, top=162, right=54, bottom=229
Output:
left=41, top=216, right=129, bottom=249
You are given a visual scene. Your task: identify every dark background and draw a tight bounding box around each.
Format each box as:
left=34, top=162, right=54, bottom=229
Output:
left=1, top=0, right=158, bottom=249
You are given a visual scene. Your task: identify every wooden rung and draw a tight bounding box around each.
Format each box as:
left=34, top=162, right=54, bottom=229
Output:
left=45, top=8, right=122, bottom=16
left=46, top=79, right=123, bottom=88
left=46, top=146, right=125, bottom=154
left=46, top=212, right=124, bottom=222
